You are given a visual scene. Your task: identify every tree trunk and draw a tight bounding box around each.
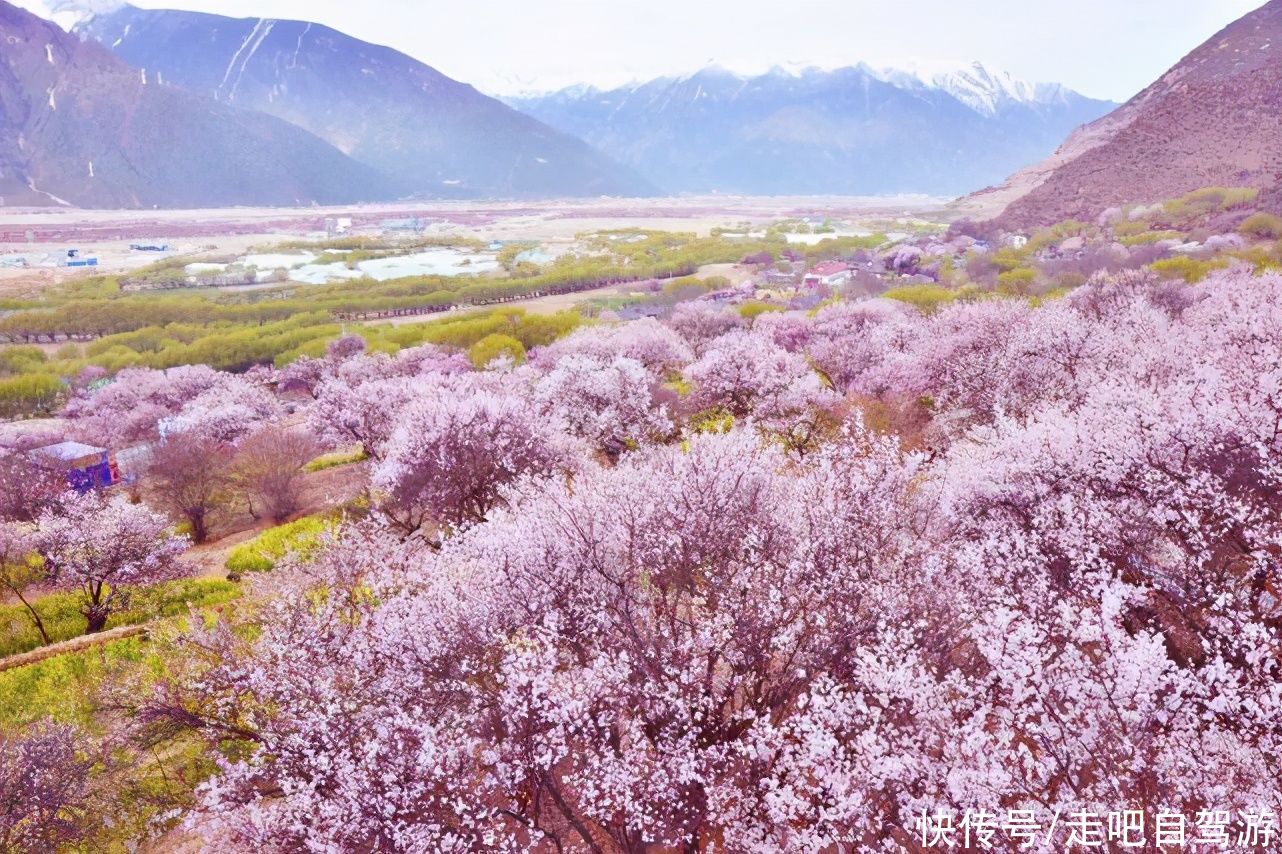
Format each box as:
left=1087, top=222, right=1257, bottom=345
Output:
left=189, top=511, right=209, bottom=544
left=8, top=585, right=51, bottom=645
left=83, top=607, right=109, bottom=635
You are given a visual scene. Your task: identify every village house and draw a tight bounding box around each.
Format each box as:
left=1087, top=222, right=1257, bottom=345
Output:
left=802, top=261, right=853, bottom=289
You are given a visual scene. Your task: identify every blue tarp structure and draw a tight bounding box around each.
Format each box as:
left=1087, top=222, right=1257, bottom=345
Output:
left=29, top=442, right=119, bottom=493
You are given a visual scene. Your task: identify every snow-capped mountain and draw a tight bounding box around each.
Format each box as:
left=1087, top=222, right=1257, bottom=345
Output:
left=880, top=61, right=1071, bottom=116
left=511, top=63, right=1115, bottom=196
left=10, top=0, right=118, bottom=31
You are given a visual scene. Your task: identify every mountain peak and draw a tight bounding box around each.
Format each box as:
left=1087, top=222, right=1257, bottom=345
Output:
left=512, top=63, right=1115, bottom=197
left=931, top=62, right=1038, bottom=114
left=20, top=0, right=125, bottom=30
left=861, top=59, right=1061, bottom=115
left=78, top=3, right=656, bottom=198
left=0, top=0, right=392, bottom=207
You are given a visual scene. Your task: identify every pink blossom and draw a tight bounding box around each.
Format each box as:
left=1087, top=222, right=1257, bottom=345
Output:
left=137, top=267, right=1282, bottom=849
left=531, top=317, right=693, bottom=378
left=752, top=309, right=814, bottom=352
left=0, top=721, right=90, bottom=850
left=35, top=493, right=188, bottom=633
left=683, top=330, right=839, bottom=451
left=665, top=301, right=743, bottom=353
left=372, top=388, right=575, bottom=534
left=534, top=354, right=672, bottom=455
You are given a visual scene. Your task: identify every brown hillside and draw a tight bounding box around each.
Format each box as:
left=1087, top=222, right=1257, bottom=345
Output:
left=0, top=1, right=392, bottom=208
left=968, top=0, right=1282, bottom=228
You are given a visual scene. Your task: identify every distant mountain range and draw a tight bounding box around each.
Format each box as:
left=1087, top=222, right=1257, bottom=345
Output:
left=0, top=0, right=391, bottom=208
left=76, top=4, right=656, bottom=200
left=509, top=64, right=1116, bottom=196
left=14, top=0, right=1269, bottom=212
left=966, top=0, right=1282, bottom=227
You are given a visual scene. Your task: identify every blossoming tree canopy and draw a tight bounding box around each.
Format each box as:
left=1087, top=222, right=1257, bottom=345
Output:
left=372, top=387, right=576, bottom=534
left=140, top=268, right=1282, bottom=849
left=14, top=265, right=1282, bottom=850
left=35, top=493, right=188, bottom=633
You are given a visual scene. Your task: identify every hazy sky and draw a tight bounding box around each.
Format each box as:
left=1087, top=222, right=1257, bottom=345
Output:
left=28, top=0, right=1267, bottom=100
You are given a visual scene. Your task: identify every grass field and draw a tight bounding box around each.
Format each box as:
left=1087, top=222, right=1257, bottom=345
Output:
left=0, top=578, right=240, bottom=659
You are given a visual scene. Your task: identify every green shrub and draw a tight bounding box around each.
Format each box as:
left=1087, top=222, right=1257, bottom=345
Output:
left=990, top=247, right=1029, bottom=273
left=1112, top=220, right=1152, bottom=238
left=388, top=309, right=581, bottom=354
left=1162, top=187, right=1259, bottom=223
left=0, top=373, right=64, bottom=418
left=304, top=447, right=368, bottom=472
left=0, top=345, right=47, bottom=375
left=1239, top=212, right=1282, bottom=240
left=1149, top=256, right=1229, bottom=283
left=737, top=301, right=783, bottom=324
left=468, top=333, right=526, bottom=369
left=1233, top=244, right=1282, bottom=274
left=882, top=285, right=960, bottom=313
left=997, top=268, right=1037, bottom=294
left=225, top=516, right=338, bottom=575
left=1026, top=220, right=1091, bottom=253
left=1119, top=230, right=1182, bottom=247
left=661, top=276, right=714, bottom=298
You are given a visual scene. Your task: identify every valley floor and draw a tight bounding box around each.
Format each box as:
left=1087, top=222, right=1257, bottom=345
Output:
left=0, top=194, right=946, bottom=292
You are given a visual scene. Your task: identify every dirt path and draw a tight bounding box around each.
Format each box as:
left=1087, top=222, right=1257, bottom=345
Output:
left=174, top=459, right=368, bottom=580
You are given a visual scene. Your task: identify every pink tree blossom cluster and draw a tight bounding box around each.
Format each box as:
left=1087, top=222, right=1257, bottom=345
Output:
left=0, top=722, right=90, bottom=851
left=665, top=301, right=744, bottom=354
left=306, top=345, right=474, bottom=457
left=682, top=330, right=839, bottom=453
left=65, top=364, right=279, bottom=447
left=534, top=354, right=673, bottom=455
left=139, top=268, right=1282, bottom=850
left=158, top=375, right=280, bottom=445
left=34, top=493, right=188, bottom=633
left=373, top=389, right=577, bottom=536
left=530, top=317, right=694, bottom=378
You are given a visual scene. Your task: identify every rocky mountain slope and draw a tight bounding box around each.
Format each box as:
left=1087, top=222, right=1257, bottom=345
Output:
left=509, top=63, right=1115, bottom=196
left=0, top=1, right=394, bottom=208
left=78, top=4, right=655, bottom=198
left=967, top=0, right=1282, bottom=227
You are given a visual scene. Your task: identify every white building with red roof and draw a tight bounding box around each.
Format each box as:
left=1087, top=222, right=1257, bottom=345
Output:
left=802, top=261, right=853, bottom=289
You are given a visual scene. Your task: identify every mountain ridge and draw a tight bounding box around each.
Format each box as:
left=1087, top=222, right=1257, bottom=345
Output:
left=0, top=0, right=395, bottom=208
left=77, top=4, right=657, bottom=199
left=965, top=0, right=1282, bottom=227
left=510, top=64, right=1115, bottom=197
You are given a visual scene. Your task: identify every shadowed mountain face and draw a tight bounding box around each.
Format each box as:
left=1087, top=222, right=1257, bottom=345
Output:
left=976, top=0, right=1282, bottom=228
left=79, top=5, right=656, bottom=199
left=0, top=0, right=395, bottom=208
left=509, top=64, right=1115, bottom=197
